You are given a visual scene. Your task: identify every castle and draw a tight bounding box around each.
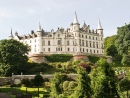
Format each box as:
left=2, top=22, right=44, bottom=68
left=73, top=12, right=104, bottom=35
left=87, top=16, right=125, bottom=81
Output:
left=9, top=12, right=104, bottom=62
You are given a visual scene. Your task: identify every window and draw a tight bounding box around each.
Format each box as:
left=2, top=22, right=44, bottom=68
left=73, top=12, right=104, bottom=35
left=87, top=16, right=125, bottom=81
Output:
left=68, top=48, right=70, bottom=51
left=67, top=41, right=69, bottom=45
left=86, top=49, right=88, bottom=52
left=58, top=34, right=60, bottom=37
left=86, top=41, right=88, bottom=47
left=48, top=41, right=50, bottom=45
left=82, top=35, right=84, bottom=38
left=94, top=50, right=95, bottom=53
left=89, top=41, right=91, bottom=47
left=97, top=50, right=98, bottom=53
left=57, top=40, right=61, bottom=45
left=96, top=42, right=98, bottom=48
left=43, top=48, right=45, bottom=52
left=93, top=37, right=94, bottom=40
left=86, top=35, right=87, bottom=38
left=83, top=48, right=84, bottom=52
left=61, top=47, right=62, bottom=51
left=93, top=42, right=95, bottom=48
left=42, top=41, right=44, bottom=46
left=82, top=40, right=84, bottom=46
left=89, top=36, right=91, bottom=39
left=96, top=37, right=97, bottom=40
left=90, top=49, right=92, bottom=53
left=101, top=37, right=102, bottom=40
left=48, top=48, right=50, bottom=52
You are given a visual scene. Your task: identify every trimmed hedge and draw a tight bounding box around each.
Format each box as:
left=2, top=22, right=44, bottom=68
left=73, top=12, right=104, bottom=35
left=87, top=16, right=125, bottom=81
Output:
left=44, top=54, right=73, bottom=62
left=88, top=55, right=100, bottom=63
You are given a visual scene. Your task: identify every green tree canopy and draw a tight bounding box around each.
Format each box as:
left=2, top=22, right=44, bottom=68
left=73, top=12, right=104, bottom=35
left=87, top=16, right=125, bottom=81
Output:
left=70, top=67, right=91, bottom=98
left=0, top=39, right=29, bottom=76
left=115, top=24, right=130, bottom=65
left=91, top=58, right=120, bottom=98
left=104, top=35, right=118, bottom=57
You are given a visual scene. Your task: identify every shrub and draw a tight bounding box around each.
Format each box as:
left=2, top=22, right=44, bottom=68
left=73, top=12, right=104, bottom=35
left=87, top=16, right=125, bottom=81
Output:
left=68, top=81, right=77, bottom=90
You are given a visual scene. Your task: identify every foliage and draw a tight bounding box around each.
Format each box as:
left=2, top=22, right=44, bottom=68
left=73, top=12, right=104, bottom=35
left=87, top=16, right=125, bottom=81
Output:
left=70, top=67, right=91, bottom=98
left=0, top=39, right=29, bottom=76
left=78, top=62, right=91, bottom=73
left=44, top=54, right=73, bottom=62
left=22, top=78, right=31, bottom=87
left=104, top=35, right=118, bottom=56
left=33, top=74, right=44, bottom=87
left=88, top=55, right=100, bottom=63
left=50, top=73, right=71, bottom=98
left=33, top=74, right=44, bottom=98
left=50, top=73, right=63, bottom=97
left=119, top=78, right=130, bottom=98
left=115, top=24, right=130, bottom=65
left=68, top=81, right=77, bottom=91
left=63, top=81, right=69, bottom=91
left=0, top=63, right=10, bottom=76
left=91, top=58, right=120, bottom=98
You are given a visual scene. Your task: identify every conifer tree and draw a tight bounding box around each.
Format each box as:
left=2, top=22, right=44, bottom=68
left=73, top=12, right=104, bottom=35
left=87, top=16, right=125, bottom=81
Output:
left=70, top=67, right=91, bottom=98
left=91, top=58, right=120, bottom=98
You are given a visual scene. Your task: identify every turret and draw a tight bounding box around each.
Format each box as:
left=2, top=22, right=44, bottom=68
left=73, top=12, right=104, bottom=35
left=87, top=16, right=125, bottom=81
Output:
left=37, top=22, right=42, bottom=37
left=8, top=28, right=14, bottom=39
left=72, top=12, right=80, bottom=31
left=97, top=19, right=103, bottom=35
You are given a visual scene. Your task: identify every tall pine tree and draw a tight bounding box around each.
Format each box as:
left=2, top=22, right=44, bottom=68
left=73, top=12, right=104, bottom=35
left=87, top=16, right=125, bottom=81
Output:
left=70, top=67, right=91, bottom=98
left=91, top=58, right=120, bottom=98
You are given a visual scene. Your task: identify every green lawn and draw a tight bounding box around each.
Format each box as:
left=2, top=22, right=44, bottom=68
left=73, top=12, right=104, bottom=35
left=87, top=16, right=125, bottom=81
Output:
left=0, top=87, right=49, bottom=98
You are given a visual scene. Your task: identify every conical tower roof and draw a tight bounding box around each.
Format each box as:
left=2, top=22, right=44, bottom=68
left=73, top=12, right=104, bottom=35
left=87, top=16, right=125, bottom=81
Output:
left=73, top=12, right=79, bottom=24
left=97, top=19, right=103, bottom=30
left=38, top=22, right=42, bottom=31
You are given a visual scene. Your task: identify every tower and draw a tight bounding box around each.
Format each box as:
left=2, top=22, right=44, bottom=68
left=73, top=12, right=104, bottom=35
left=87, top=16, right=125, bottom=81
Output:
left=37, top=22, right=42, bottom=37
left=37, top=22, right=43, bottom=53
left=97, top=19, right=104, bottom=54
left=97, top=19, right=103, bottom=35
left=73, top=12, right=80, bottom=31
left=8, top=28, right=14, bottom=39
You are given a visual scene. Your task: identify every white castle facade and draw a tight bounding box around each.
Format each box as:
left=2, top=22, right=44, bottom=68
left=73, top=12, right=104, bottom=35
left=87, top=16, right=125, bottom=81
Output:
left=9, top=12, right=104, bottom=56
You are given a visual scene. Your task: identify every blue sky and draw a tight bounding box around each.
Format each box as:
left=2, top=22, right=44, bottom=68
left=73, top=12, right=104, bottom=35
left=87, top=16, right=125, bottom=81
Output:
left=0, top=0, right=130, bottom=39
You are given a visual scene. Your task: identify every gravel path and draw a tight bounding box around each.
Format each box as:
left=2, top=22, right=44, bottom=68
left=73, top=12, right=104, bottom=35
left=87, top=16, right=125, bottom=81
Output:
left=0, top=93, right=10, bottom=98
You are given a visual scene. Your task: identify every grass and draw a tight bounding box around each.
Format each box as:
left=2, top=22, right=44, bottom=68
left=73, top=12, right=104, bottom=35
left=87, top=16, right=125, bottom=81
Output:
left=0, top=87, right=49, bottom=98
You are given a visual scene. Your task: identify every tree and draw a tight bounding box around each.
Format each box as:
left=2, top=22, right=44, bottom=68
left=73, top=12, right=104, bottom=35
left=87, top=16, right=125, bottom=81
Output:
left=115, top=23, right=130, bottom=65
left=70, top=67, right=91, bottom=98
left=91, top=58, right=120, bottom=98
left=50, top=73, right=64, bottom=98
left=0, top=63, right=10, bottom=76
left=33, top=74, right=44, bottom=98
left=78, top=62, right=91, bottom=73
left=104, top=35, right=117, bottom=56
left=22, top=78, right=31, bottom=94
left=119, top=78, right=130, bottom=98
left=0, top=39, right=29, bottom=76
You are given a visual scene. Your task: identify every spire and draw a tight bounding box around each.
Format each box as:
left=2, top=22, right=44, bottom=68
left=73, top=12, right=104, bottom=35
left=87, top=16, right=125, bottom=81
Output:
left=73, top=11, right=79, bottom=24
left=38, top=22, right=42, bottom=31
left=8, top=28, right=14, bottom=39
left=10, top=28, right=13, bottom=37
left=97, top=19, right=103, bottom=30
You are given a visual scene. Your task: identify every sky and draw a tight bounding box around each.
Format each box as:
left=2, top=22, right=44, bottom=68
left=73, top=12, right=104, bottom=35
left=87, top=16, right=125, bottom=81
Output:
left=0, top=0, right=130, bottom=39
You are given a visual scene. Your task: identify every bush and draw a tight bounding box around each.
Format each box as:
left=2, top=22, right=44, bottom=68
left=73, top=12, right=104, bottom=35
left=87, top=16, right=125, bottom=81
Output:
left=63, top=81, right=69, bottom=91
left=68, top=81, right=77, bottom=90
